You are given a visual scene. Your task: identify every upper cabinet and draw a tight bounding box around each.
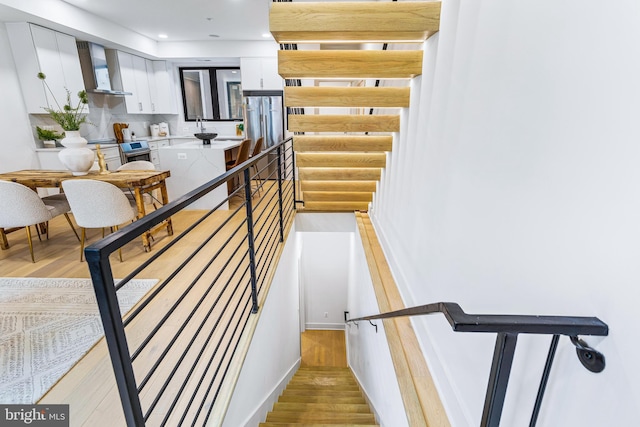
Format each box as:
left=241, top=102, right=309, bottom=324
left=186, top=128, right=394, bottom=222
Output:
left=6, top=23, right=88, bottom=114
left=107, top=50, right=177, bottom=115
left=240, top=57, right=283, bottom=91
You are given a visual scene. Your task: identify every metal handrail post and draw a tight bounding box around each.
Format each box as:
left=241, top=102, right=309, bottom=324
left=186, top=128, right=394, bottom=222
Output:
left=276, top=145, right=284, bottom=242
left=481, top=332, right=518, bottom=427
left=85, top=252, right=145, bottom=426
left=291, top=140, right=299, bottom=209
left=243, top=168, right=259, bottom=313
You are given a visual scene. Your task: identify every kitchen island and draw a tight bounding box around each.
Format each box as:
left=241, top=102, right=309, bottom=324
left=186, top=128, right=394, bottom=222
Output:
left=158, top=139, right=242, bottom=210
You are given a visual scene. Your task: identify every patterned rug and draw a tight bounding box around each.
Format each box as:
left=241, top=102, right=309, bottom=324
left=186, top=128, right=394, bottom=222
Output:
left=0, top=277, right=157, bottom=404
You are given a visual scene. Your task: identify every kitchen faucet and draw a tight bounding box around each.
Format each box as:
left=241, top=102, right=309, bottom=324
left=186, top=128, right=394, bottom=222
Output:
left=196, top=116, right=206, bottom=132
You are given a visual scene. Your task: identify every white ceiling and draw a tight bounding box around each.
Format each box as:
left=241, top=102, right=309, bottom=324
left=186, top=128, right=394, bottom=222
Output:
left=57, top=0, right=273, bottom=42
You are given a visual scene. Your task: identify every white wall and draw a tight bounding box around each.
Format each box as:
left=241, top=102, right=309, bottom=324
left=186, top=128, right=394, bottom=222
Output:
left=0, top=25, right=39, bottom=172
left=296, top=213, right=356, bottom=330
left=371, top=0, right=640, bottom=426
left=300, top=232, right=351, bottom=329
left=221, top=223, right=301, bottom=427
left=346, top=224, right=409, bottom=427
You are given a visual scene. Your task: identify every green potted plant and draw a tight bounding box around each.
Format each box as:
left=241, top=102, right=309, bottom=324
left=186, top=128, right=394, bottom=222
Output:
left=37, top=72, right=94, bottom=175
left=37, top=72, right=89, bottom=132
left=36, top=126, right=63, bottom=148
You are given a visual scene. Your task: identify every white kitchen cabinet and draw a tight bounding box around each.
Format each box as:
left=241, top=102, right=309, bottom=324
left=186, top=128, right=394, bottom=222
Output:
left=148, top=139, right=170, bottom=169
left=240, top=57, right=283, bottom=91
left=6, top=23, right=87, bottom=114
left=151, top=61, right=177, bottom=114
left=108, top=50, right=175, bottom=115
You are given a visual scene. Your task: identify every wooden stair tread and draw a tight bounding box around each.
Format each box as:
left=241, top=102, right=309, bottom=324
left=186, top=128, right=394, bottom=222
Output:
left=285, top=87, right=410, bottom=108
left=302, top=192, right=373, bottom=203
left=281, top=389, right=365, bottom=398
left=278, top=395, right=366, bottom=404
left=299, top=168, right=381, bottom=181
left=273, top=402, right=372, bottom=413
left=300, top=181, right=377, bottom=193
left=288, top=114, right=400, bottom=133
left=278, top=50, right=423, bottom=79
left=294, top=136, right=393, bottom=153
left=260, top=423, right=379, bottom=427
left=270, top=1, right=440, bottom=43
left=297, top=153, right=386, bottom=168
left=266, top=412, right=376, bottom=423
left=302, top=201, right=371, bottom=212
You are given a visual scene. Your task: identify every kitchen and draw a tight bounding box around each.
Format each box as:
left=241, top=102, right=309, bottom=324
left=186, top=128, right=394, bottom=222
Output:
left=0, top=0, right=284, bottom=208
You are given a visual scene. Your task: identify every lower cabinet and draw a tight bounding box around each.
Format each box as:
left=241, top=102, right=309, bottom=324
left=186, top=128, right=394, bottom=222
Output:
left=148, top=139, right=170, bottom=169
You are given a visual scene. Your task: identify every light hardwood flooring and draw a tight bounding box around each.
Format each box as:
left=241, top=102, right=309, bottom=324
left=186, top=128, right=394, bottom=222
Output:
left=1, top=180, right=295, bottom=426
left=300, top=329, right=347, bottom=368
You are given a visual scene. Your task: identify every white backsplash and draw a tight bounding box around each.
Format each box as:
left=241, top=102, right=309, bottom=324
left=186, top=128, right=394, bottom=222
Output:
left=29, top=92, right=242, bottom=147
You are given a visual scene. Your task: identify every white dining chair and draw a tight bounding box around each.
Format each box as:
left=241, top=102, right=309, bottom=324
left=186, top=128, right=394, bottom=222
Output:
left=117, top=161, right=160, bottom=208
left=0, top=181, right=79, bottom=262
left=62, top=179, right=138, bottom=262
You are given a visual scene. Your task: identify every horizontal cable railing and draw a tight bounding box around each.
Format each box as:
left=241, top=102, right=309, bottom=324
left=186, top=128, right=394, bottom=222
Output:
left=347, top=302, right=608, bottom=427
left=85, top=138, right=296, bottom=426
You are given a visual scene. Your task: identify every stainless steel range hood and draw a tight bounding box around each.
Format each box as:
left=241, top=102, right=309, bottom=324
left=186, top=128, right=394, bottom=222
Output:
left=77, top=41, right=132, bottom=96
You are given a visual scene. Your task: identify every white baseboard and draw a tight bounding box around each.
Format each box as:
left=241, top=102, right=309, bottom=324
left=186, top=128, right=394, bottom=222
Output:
left=239, top=358, right=301, bottom=427
left=305, top=323, right=345, bottom=330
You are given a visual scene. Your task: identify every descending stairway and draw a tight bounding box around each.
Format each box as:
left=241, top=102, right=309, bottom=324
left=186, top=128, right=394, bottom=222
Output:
left=270, top=1, right=441, bottom=211
left=260, top=366, right=379, bottom=426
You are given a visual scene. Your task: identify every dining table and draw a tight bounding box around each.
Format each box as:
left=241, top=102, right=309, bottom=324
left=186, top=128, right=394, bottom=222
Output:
left=0, top=169, right=173, bottom=252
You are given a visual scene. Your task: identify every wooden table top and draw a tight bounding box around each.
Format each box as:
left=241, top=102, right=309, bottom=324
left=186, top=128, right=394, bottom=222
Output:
left=0, top=169, right=171, bottom=189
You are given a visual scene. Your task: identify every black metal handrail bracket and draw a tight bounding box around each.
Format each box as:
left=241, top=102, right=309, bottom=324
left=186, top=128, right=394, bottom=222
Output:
left=347, top=302, right=608, bottom=427
left=85, top=137, right=295, bottom=426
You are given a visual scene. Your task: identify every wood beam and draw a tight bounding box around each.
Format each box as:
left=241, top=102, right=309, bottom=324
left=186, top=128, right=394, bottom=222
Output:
left=288, top=114, right=399, bottom=133
left=270, top=1, right=441, bottom=43
left=294, top=135, right=393, bottom=152
left=303, top=201, right=370, bottom=212
left=300, top=180, right=377, bottom=192
left=285, top=87, right=410, bottom=108
left=299, top=167, right=381, bottom=181
left=297, top=153, right=386, bottom=168
left=303, top=191, right=373, bottom=202
left=278, top=50, right=423, bottom=79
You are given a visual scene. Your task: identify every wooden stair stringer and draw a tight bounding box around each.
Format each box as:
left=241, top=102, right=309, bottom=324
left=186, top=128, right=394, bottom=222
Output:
left=355, top=212, right=451, bottom=427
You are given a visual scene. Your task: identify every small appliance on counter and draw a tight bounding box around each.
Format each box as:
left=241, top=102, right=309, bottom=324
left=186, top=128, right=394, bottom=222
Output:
left=121, top=128, right=132, bottom=142
left=150, top=124, right=160, bottom=137
left=158, top=122, right=169, bottom=137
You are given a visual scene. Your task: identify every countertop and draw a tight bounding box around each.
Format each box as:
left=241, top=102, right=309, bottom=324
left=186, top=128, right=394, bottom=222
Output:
left=35, top=143, right=119, bottom=152
left=162, top=139, right=242, bottom=150
left=146, top=134, right=243, bottom=142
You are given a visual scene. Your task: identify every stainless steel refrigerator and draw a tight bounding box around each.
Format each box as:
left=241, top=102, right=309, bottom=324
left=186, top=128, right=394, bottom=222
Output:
left=242, top=91, right=284, bottom=178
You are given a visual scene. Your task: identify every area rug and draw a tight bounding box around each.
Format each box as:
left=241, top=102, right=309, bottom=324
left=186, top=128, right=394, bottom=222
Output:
left=0, top=277, right=158, bottom=404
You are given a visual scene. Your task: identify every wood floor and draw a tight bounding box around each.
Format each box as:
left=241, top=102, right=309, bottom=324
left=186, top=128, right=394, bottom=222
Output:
left=300, top=329, right=347, bottom=368
left=0, top=180, right=295, bottom=426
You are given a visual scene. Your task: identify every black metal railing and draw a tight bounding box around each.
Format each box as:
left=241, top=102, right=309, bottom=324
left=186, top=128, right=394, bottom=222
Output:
left=85, top=137, right=296, bottom=426
left=346, top=302, right=608, bottom=427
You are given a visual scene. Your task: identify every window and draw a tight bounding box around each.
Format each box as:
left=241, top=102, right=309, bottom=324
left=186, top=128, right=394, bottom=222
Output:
left=179, top=67, right=243, bottom=121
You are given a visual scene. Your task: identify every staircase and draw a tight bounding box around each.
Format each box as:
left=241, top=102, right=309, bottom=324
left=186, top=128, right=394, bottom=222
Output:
left=260, top=366, right=379, bottom=426
left=269, top=1, right=441, bottom=211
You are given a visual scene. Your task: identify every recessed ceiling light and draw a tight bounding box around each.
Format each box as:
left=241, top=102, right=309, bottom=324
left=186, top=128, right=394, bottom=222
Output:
left=158, top=34, right=168, bottom=39
left=209, top=34, right=220, bottom=38
left=262, top=33, right=271, bottom=38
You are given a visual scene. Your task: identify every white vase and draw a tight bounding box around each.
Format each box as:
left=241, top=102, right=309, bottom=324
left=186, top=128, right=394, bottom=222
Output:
left=58, top=131, right=94, bottom=176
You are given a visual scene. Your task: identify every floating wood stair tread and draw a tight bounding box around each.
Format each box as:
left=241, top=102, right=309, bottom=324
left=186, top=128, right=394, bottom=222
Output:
left=299, top=168, right=382, bottom=181
left=285, top=87, right=410, bottom=108
left=303, top=201, right=371, bottom=212
left=297, top=153, right=386, bottom=168
left=278, top=50, right=423, bottom=79
left=303, top=192, right=373, bottom=203
left=300, top=180, right=377, bottom=193
left=294, top=136, right=392, bottom=153
left=289, top=115, right=400, bottom=133
left=270, top=1, right=441, bottom=43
